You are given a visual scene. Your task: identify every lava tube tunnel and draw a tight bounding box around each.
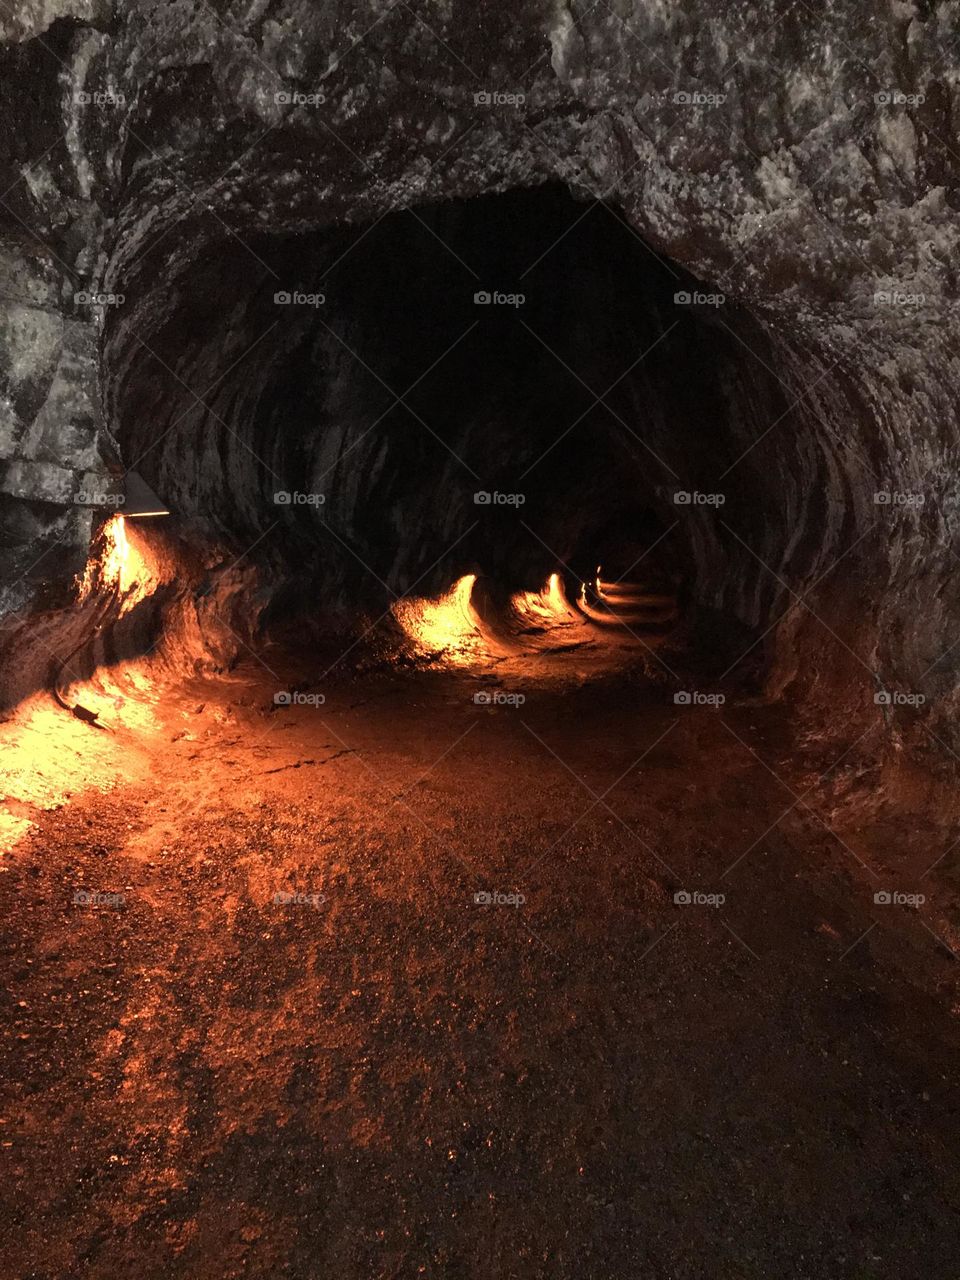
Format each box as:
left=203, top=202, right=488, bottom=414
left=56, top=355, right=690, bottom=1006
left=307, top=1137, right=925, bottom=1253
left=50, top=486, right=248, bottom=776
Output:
left=3, top=6, right=960, bottom=1276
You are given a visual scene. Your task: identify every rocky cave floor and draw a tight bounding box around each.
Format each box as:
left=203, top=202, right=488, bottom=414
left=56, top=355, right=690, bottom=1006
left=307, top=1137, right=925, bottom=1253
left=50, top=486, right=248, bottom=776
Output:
left=3, top=632, right=960, bottom=1279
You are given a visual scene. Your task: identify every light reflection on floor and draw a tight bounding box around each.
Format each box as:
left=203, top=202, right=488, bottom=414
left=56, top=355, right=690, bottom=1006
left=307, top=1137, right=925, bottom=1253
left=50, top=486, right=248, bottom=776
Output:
left=392, top=570, right=677, bottom=677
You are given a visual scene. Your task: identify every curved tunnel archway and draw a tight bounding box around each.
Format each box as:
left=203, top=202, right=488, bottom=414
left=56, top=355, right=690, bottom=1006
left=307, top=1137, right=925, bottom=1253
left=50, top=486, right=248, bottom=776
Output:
left=0, top=0, right=955, bottom=749
left=99, top=182, right=852, bottom=692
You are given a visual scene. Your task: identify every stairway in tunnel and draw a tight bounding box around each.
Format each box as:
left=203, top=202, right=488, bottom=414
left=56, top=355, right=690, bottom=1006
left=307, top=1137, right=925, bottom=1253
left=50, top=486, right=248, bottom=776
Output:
left=577, top=575, right=678, bottom=630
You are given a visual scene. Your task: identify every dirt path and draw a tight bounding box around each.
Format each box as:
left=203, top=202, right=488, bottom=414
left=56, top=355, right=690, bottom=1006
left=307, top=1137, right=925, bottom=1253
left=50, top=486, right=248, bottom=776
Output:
left=3, top=658, right=960, bottom=1278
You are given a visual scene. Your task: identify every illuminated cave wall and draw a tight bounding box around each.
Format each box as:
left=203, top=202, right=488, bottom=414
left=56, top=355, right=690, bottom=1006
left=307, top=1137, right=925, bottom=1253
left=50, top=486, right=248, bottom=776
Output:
left=1, top=2, right=960, bottom=743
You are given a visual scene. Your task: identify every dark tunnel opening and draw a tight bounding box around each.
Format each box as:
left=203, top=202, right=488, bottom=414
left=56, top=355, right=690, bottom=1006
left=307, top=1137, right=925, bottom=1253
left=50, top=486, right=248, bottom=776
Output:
left=101, top=182, right=799, bottom=676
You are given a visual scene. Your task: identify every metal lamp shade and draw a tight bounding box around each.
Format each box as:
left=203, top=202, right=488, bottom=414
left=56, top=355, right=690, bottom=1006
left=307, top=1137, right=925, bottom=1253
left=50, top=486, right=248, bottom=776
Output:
left=124, top=470, right=170, bottom=518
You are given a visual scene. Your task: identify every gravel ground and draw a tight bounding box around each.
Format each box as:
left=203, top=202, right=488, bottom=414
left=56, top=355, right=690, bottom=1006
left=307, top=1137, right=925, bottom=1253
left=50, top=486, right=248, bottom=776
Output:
left=3, top=658, right=960, bottom=1279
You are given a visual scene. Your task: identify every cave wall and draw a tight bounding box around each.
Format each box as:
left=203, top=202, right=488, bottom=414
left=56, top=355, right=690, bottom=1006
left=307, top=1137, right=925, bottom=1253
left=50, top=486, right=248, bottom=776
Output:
left=1, top=0, right=959, bottom=734
left=103, top=186, right=792, bottom=618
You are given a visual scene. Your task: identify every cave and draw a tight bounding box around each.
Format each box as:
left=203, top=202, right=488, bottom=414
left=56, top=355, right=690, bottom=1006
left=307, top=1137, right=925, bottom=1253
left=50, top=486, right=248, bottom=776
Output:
left=3, top=4, right=960, bottom=1277
left=105, top=182, right=792, bottom=643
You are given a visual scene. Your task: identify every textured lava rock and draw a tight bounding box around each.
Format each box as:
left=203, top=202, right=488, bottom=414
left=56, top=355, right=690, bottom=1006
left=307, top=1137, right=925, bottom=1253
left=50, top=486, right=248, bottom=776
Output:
left=1, top=1, right=959, bottom=743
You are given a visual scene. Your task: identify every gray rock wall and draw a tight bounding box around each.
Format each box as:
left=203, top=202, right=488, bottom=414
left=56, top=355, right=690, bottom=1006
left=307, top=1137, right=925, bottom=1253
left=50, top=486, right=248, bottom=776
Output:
left=1, top=1, right=959, bottom=738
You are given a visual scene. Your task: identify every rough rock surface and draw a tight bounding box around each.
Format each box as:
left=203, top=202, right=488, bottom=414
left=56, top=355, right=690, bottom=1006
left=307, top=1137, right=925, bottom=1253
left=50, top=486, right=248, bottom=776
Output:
left=1, top=1, right=959, bottom=743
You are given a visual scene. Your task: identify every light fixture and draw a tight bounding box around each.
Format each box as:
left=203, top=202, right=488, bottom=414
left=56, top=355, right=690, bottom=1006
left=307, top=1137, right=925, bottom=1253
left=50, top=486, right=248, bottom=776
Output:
left=123, top=470, right=170, bottom=518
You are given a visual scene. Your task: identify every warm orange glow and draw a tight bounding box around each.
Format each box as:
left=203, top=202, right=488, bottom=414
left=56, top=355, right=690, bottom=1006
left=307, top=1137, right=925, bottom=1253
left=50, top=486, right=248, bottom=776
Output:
left=48, top=515, right=165, bottom=732
left=577, top=592, right=617, bottom=624
left=512, top=572, right=579, bottom=627
left=581, top=577, right=677, bottom=627
left=395, top=570, right=601, bottom=670
left=102, top=513, right=130, bottom=585
left=80, top=515, right=153, bottom=612
left=392, top=574, right=485, bottom=665
left=0, top=693, right=155, bottom=850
